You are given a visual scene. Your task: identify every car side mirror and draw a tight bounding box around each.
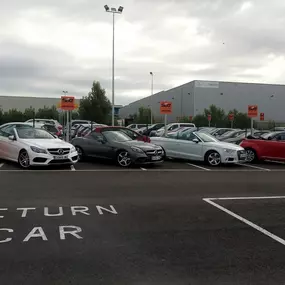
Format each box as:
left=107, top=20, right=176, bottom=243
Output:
left=8, top=135, right=16, bottom=141
left=193, top=138, right=199, bottom=143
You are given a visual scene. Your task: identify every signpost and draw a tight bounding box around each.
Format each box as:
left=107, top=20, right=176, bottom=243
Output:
left=228, top=113, right=234, bottom=128
left=207, top=114, right=211, bottom=127
left=59, top=96, right=76, bottom=142
left=160, top=101, right=172, bottom=136
left=248, top=105, right=258, bottom=135
left=260, top=112, right=265, bottom=121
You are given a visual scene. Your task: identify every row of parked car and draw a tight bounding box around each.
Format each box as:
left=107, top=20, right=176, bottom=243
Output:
left=0, top=120, right=285, bottom=169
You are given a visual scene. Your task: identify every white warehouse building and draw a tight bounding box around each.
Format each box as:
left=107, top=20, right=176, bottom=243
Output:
left=119, top=80, right=285, bottom=122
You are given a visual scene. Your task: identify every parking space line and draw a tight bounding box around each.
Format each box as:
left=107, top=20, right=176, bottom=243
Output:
left=187, top=163, right=211, bottom=171
left=203, top=198, right=285, bottom=247
left=207, top=196, right=285, bottom=201
left=70, top=165, right=76, bottom=171
left=236, top=163, right=271, bottom=171
left=140, top=167, right=147, bottom=171
left=0, top=163, right=3, bottom=168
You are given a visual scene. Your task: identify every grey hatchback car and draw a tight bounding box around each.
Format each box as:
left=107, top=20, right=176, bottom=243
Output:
left=71, top=130, right=165, bottom=167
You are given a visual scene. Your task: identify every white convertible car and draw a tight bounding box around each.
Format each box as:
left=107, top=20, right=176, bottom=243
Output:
left=0, top=125, right=78, bottom=168
left=151, top=130, right=247, bottom=166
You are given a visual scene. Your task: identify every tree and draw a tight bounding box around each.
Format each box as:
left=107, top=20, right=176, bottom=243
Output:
left=192, top=114, right=208, bottom=127
left=130, top=107, right=152, bottom=124
left=204, top=104, right=226, bottom=127
left=23, top=106, right=36, bottom=121
left=36, top=105, right=59, bottom=119
left=79, top=81, right=112, bottom=124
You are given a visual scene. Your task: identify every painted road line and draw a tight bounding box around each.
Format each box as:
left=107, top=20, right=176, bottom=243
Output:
left=205, top=196, right=285, bottom=201
left=0, top=163, right=4, bottom=168
left=203, top=198, right=285, bottom=247
left=70, top=165, right=76, bottom=171
left=140, top=167, right=147, bottom=171
left=236, top=163, right=271, bottom=171
left=187, top=163, right=211, bottom=171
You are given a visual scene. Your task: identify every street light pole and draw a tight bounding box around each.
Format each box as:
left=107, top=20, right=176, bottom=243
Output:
left=104, top=5, right=124, bottom=126
left=150, top=72, right=153, bottom=124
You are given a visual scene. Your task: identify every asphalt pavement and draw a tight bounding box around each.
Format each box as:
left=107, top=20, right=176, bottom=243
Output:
left=1, top=160, right=285, bottom=284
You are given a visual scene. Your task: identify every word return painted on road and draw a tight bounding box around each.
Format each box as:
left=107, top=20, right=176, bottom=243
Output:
left=0, top=205, right=118, bottom=244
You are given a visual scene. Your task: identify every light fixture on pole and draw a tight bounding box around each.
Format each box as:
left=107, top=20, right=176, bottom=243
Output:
left=104, top=4, right=124, bottom=126
left=150, top=72, right=154, bottom=124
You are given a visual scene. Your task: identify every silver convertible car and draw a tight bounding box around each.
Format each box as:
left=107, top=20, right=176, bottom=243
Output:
left=71, top=130, right=165, bottom=167
left=151, top=129, right=246, bottom=166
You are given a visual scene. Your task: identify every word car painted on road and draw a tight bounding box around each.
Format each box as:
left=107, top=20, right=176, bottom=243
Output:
left=0, top=205, right=117, bottom=244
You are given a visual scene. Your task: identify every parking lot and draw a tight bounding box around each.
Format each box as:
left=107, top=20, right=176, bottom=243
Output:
left=1, top=160, right=285, bottom=284
left=1, top=157, right=285, bottom=172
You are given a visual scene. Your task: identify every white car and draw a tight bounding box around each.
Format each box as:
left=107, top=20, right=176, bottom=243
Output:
left=0, top=125, right=78, bottom=168
left=150, top=130, right=246, bottom=166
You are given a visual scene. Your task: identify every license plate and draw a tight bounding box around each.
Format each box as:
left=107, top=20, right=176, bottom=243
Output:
left=152, top=156, right=161, bottom=161
left=53, top=155, right=68, bottom=159
left=240, top=154, right=247, bottom=158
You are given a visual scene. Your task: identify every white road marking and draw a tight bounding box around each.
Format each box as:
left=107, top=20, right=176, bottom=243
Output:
left=236, top=163, right=271, bottom=171
left=203, top=198, right=285, bottom=246
left=140, top=167, right=147, bottom=171
left=0, top=163, right=4, bottom=168
left=70, top=165, right=76, bottom=171
left=187, top=163, right=211, bottom=171
left=206, top=196, right=285, bottom=201
left=0, top=168, right=284, bottom=172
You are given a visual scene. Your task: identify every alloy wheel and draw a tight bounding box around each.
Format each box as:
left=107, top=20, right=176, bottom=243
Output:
left=117, top=151, right=131, bottom=167
left=208, top=152, right=221, bottom=166
left=246, top=149, right=256, bottom=162
left=18, top=151, right=30, bottom=168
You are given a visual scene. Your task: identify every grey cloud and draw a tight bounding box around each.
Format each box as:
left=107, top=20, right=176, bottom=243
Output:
left=1, top=0, right=285, bottom=105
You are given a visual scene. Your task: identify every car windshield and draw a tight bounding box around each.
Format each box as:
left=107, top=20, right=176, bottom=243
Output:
left=103, top=131, right=133, bottom=142
left=196, top=132, right=218, bottom=142
left=16, top=128, right=55, bottom=139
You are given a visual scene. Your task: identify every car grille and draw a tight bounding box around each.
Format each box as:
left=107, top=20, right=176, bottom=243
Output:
left=237, top=150, right=247, bottom=160
left=48, top=148, right=70, bottom=155
left=145, top=149, right=163, bottom=156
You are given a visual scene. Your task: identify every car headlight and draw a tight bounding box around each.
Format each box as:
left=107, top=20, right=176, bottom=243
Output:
left=71, top=146, right=76, bottom=153
left=30, top=146, right=47, bottom=154
left=131, top=147, right=144, bottom=153
left=223, top=148, right=236, bottom=154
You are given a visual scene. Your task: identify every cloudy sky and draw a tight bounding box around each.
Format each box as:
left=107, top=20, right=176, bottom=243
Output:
left=1, top=0, right=285, bottom=105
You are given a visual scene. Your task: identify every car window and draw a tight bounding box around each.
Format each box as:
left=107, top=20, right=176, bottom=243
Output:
left=274, top=133, right=285, bottom=141
left=89, top=132, right=104, bottom=141
left=0, top=125, right=16, bottom=137
left=178, top=131, right=196, bottom=141
left=168, top=124, right=178, bottom=131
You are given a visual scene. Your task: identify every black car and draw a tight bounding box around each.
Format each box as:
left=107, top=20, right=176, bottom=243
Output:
left=71, top=130, right=165, bottom=167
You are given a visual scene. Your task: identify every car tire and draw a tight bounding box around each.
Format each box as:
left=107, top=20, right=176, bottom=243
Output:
left=18, top=150, right=31, bottom=169
left=117, top=150, right=132, bottom=167
left=245, top=148, right=257, bottom=163
left=205, top=150, right=221, bottom=167
left=75, top=146, right=85, bottom=162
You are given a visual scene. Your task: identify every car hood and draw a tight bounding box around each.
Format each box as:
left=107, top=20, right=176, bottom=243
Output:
left=21, top=139, right=73, bottom=149
left=205, top=141, right=244, bottom=150
left=119, top=140, right=162, bottom=151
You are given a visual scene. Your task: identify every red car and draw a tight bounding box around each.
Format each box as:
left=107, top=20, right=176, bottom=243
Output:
left=240, top=132, right=285, bottom=162
left=93, top=126, right=151, bottom=143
